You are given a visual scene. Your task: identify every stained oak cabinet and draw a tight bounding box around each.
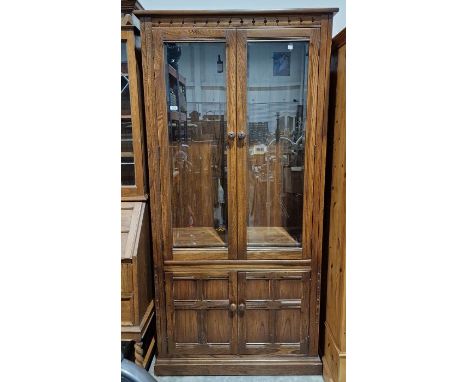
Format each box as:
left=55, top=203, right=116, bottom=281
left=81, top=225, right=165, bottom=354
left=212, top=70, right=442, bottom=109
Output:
left=136, top=8, right=337, bottom=376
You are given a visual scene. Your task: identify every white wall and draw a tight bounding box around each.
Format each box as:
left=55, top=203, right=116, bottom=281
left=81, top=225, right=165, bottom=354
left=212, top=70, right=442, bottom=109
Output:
left=140, top=0, right=345, bottom=37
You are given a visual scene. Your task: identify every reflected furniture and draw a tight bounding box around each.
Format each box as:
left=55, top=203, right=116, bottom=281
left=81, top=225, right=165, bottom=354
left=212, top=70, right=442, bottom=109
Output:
left=322, top=28, right=346, bottom=382
left=136, top=8, right=337, bottom=375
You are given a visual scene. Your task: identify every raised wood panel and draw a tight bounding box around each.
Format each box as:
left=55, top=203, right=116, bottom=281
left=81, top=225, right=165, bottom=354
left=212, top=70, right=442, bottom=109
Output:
left=206, top=310, right=231, bottom=343
left=238, top=271, right=310, bottom=355
left=276, top=309, right=301, bottom=343
left=175, top=310, right=198, bottom=343
left=135, top=203, right=153, bottom=322
left=121, top=262, right=133, bottom=293
left=121, top=294, right=135, bottom=326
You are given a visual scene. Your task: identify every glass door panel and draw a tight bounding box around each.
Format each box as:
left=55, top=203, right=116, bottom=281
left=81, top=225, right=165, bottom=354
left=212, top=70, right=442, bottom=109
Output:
left=246, top=41, right=309, bottom=248
left=164, top=42, right=228, bottom=248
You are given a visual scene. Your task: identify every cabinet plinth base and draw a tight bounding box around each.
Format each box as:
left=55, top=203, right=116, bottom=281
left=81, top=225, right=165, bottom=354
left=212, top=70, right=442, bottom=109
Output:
left=155, top=356, right=322, bottom=376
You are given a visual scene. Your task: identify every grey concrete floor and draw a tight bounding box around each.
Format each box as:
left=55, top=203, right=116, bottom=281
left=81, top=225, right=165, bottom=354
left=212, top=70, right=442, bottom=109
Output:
left=148, top=357, right=324, bottom=382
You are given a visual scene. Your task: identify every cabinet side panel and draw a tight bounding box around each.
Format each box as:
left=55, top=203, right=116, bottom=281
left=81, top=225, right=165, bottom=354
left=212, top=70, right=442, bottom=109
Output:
left=323, top=29, right=346, bottom=382
left=309, top=16, right=333, bottom=356
left=140, top=18, right=168, bottom=355
left=136, top=204, right=154, bottom=321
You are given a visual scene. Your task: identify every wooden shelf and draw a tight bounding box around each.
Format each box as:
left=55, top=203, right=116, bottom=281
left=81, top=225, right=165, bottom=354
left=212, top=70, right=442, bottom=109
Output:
left=169, top=111, right=187, bottom=121
left=167, top=64, right=186, bottom=85
left=173, top=227, right=226, bottom=248
left=247, top=227, right=299, bottom=247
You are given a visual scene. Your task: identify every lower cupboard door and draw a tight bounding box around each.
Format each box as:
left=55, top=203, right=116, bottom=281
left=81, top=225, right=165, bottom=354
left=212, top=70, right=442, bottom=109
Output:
left=238, top=271, right=311, bottom=355
left=165, top=271, right=237, bottom=355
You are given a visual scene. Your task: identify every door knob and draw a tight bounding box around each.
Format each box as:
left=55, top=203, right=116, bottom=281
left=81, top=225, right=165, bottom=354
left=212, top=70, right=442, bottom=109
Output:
left=238, top=131, right=246, bottom=140
left=227, top=131, right=236, bottom=140
left=229, top=303, right=237, bottom=312
left=238, top=303, right=246, bottom=312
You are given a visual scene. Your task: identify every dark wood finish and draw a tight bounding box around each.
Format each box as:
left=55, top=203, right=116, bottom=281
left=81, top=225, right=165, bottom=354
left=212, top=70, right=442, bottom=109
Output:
left=121, top=0, right=144, bottom=14
left=140, top=17, right=168, bottom=356
left=235, top=29, right=248, bottom=259
left=165, top=271, right=237, bottom=355
left=155, top=356, right=322, bottom=375
left=135, top=9, right=338, bottom=16
left=139, top=9, right=335, bottom=375
left=308, top=15, right=333, bottom=356
left=238, top=271, right=310, bottom=355
left=322, top=28, right=346, bottom=382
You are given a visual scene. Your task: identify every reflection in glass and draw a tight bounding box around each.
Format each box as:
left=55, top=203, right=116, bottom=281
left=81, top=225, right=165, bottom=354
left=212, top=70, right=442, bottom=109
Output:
left=246, top=41, right=309, bottom=247
left=121, top=41, right=135, bottom=186
left=165, top=42, right=228, bottom=248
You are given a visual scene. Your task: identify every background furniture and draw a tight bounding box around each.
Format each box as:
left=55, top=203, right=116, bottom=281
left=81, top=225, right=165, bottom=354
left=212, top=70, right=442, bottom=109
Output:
left=136, top=8, right=337, bottom=375
left=121, top=1, right=155, bottom=371
left=321, top=28, right=346, bottom=382
left=121, top=202, right=155, bottom=369
left=122, top=0, right=148, bottom=200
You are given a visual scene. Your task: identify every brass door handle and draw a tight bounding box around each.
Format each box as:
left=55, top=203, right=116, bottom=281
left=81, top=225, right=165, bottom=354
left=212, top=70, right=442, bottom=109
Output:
left=238, top=131, right=246, bottom=140
left=229, top=303, right=237, bottom=312
left=227, top=131, right=236, bottom=140
left=238, top=303, right=246, bottom=312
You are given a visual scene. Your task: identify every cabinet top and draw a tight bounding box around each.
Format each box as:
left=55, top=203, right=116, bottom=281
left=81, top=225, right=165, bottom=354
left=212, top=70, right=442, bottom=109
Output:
left=134, top=8, right=338, bottom=17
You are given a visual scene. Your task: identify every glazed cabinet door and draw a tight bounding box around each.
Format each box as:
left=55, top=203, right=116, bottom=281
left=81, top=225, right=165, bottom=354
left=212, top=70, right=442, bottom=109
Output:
left=237, top=271, right=310, bottom=355
left=153, top=28, right=238, bottom=261
left=165, top=271, right=237, bottom=355
left=235, top=29, right=320, bottom=260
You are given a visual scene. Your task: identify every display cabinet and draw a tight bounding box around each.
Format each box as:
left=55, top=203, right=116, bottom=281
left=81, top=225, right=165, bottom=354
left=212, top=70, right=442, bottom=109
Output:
left=136, top=8, right=337, bottom=375
left=122, top=1, right=147, bottom=200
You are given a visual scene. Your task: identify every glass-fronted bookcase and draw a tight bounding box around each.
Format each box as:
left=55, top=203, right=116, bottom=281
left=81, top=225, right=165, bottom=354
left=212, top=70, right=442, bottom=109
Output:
left=136, top=8, right=337, bottom=376
left=121, top=14, right=147, bottom=200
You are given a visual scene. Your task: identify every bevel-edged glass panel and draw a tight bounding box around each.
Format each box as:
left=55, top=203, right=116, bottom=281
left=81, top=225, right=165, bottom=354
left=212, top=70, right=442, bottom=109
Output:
left=164, top=42, right=228, bottom=248
left=246, top=41, right=309, bottom=247
left=121, top=41, right=135, bottom=186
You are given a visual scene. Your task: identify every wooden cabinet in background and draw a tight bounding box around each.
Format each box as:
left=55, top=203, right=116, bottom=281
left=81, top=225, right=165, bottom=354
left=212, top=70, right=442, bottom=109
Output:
left=121, top=4, right=147, bottom=201
left=136, top=8, right=338, bottom=375
left=121, top=202, right=155, bottom=369
left=322, top=28, right=346, bottom=382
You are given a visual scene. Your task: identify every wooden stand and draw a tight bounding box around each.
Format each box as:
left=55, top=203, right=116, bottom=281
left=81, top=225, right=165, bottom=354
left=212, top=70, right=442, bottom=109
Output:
left=121, top=202, right=155, bottom=370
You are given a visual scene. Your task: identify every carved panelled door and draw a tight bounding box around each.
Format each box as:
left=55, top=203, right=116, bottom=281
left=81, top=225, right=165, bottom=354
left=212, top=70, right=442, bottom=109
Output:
left=237, top=271, right=310, bottom=355
left=165, top=271, right=237, bottom=355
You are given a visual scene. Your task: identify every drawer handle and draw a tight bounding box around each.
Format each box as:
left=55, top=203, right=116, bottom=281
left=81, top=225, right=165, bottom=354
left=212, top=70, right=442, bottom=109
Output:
left=229, top=303, right=237, bottom=312
left=238, top=303, right=246, bottom=312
